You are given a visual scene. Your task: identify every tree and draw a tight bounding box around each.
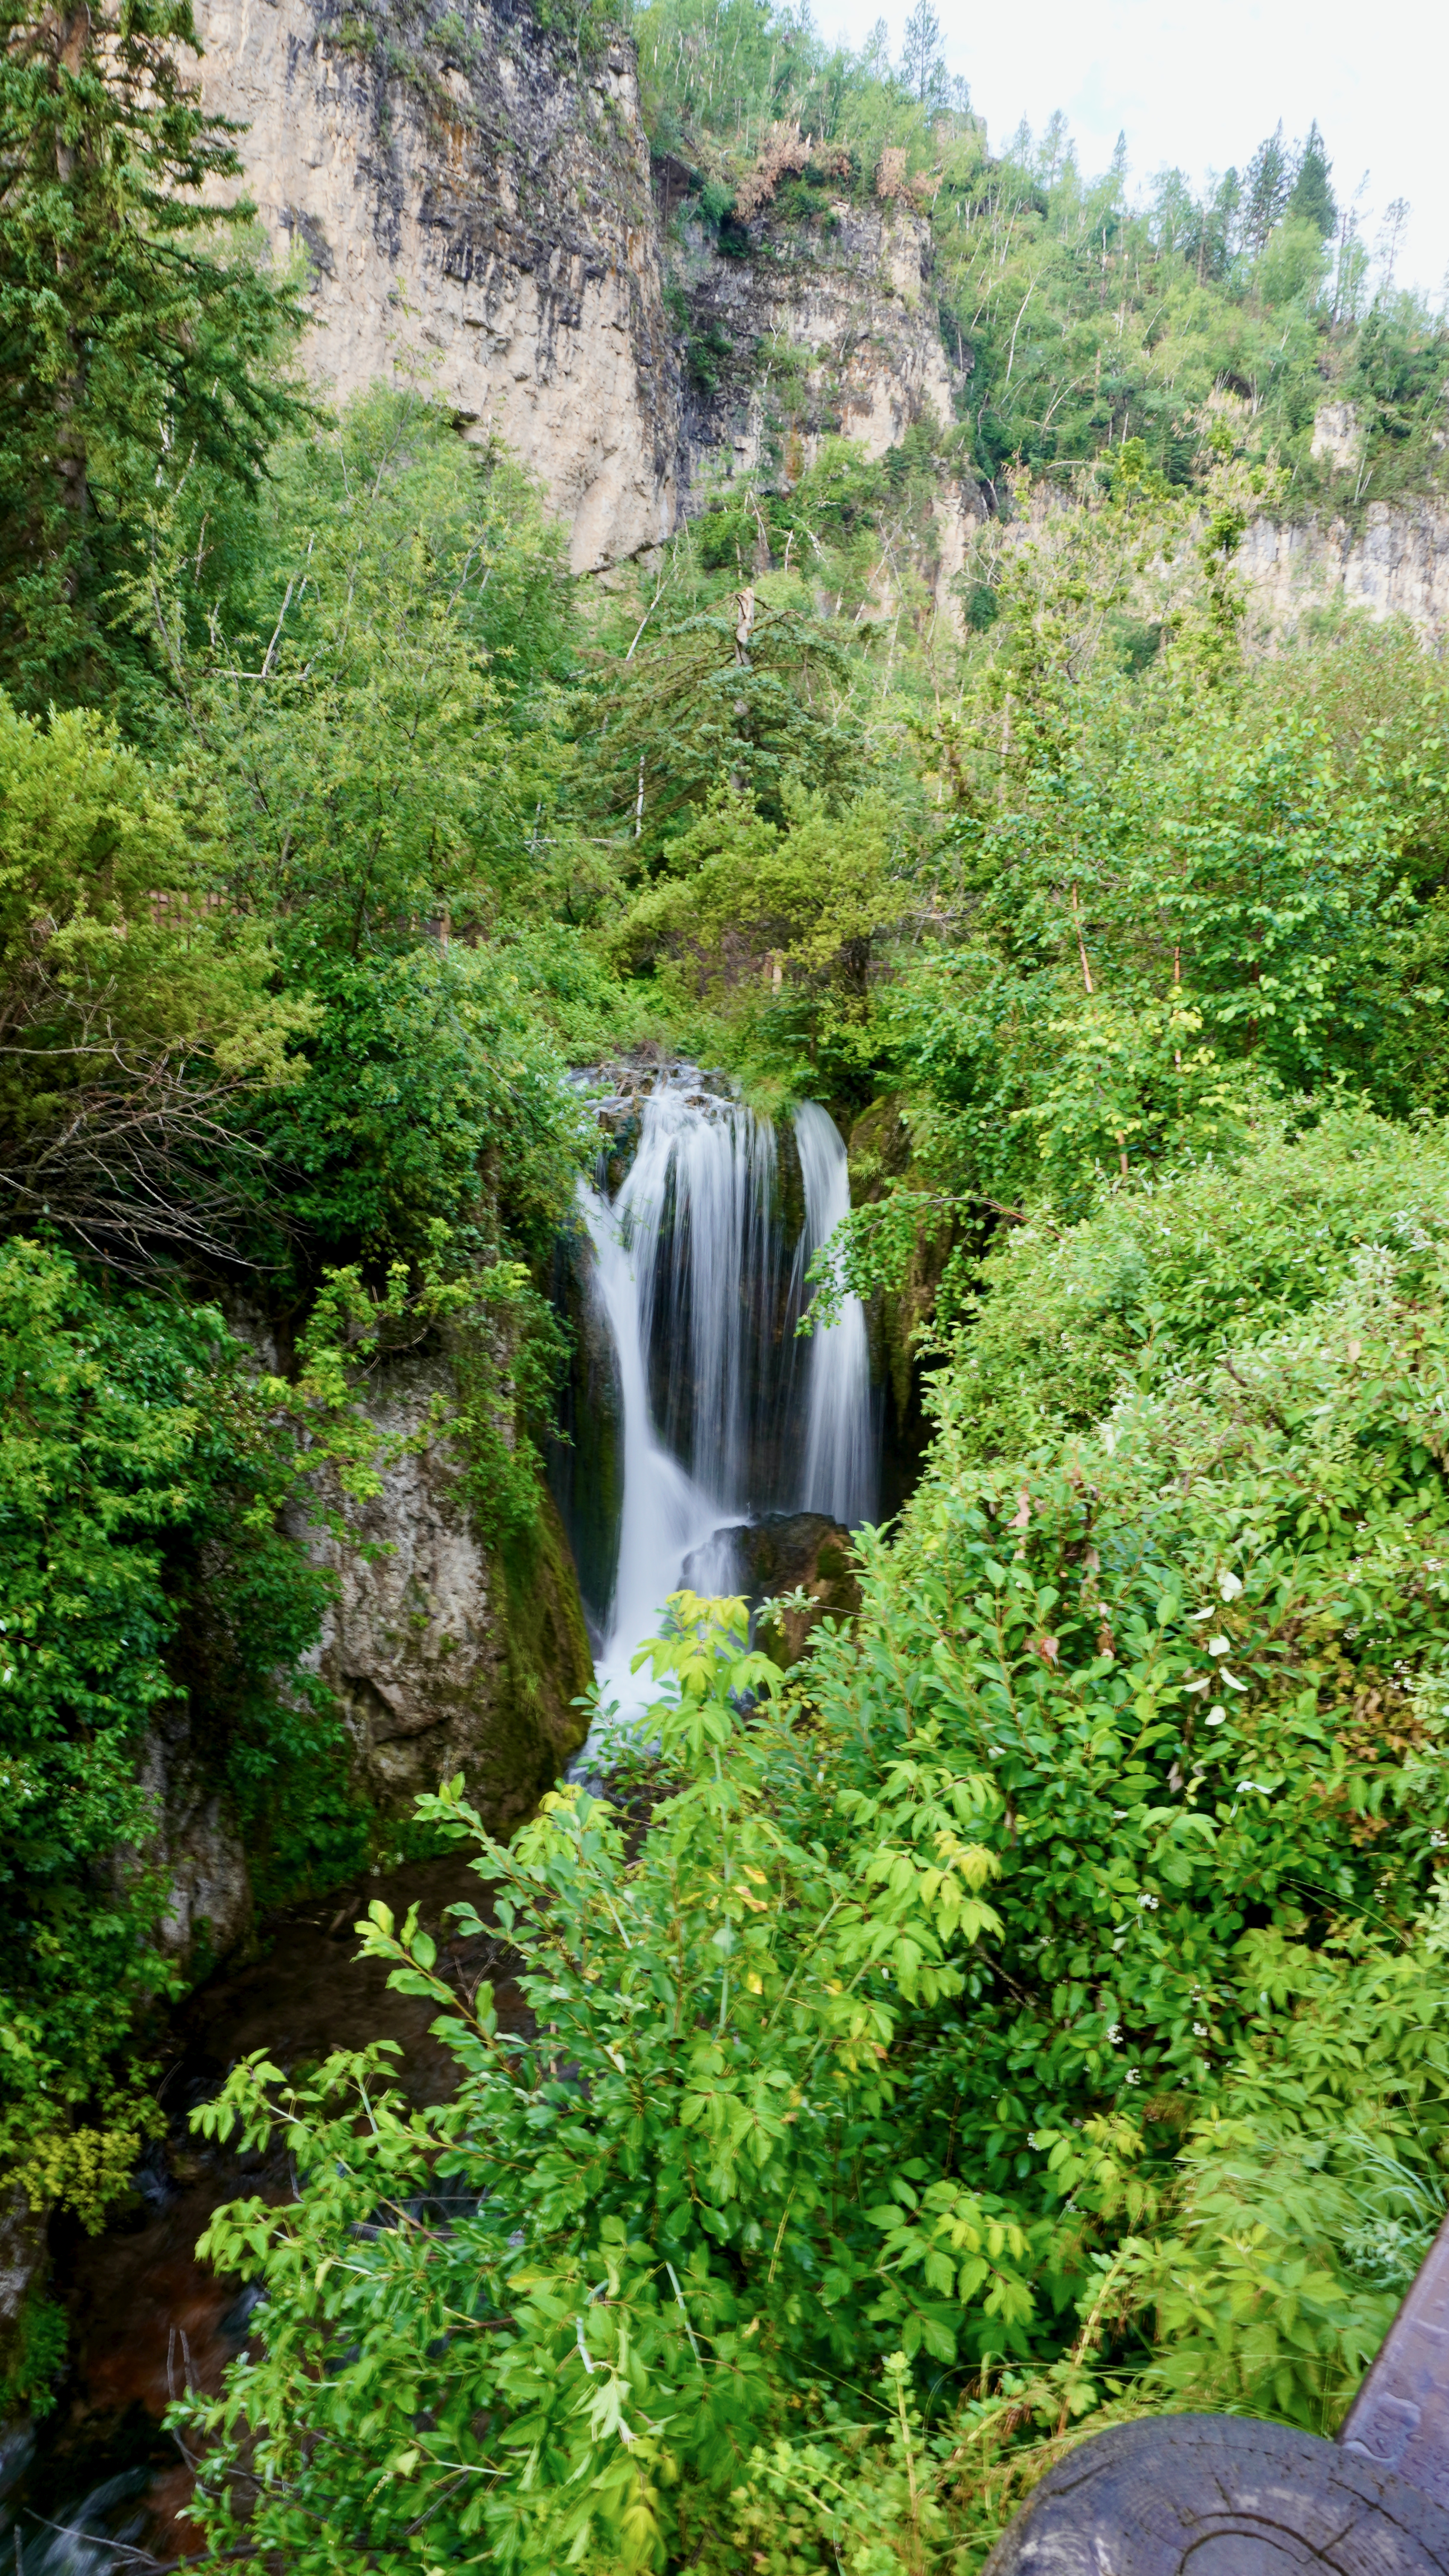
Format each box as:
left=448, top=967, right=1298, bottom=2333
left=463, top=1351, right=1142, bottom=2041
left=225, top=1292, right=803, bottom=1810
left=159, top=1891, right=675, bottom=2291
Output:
left=1242, top=121, right=1292, bottom=254
left=1286, top=118, right=1336, bottom=237
left=1377, top=196, right=1410, bottom=295
left=0, top=1239, right=333, bottom=2236
left=0, top=693, right=316, bottom=1263
left=0, top=0, right=309, bottom=712
left=899, top=0, right=946, bottom=107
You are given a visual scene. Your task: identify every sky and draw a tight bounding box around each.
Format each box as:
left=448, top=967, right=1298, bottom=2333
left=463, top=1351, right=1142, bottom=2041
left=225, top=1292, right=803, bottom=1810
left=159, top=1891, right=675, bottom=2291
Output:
left=825, top=0, right=1448, bottom=303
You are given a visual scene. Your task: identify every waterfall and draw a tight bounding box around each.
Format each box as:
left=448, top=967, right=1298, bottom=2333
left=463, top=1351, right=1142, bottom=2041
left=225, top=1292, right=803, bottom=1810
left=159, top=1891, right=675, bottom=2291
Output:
left=796, top=1100, right=878, bottom=1530
left=573, top=1070, right=878, bottom=1724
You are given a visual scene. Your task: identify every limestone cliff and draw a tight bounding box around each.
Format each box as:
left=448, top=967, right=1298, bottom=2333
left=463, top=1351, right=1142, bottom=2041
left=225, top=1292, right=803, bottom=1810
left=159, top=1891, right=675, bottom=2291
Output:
left=192, top=0, right=1446, bottom=627
left=299, top=1346, right=591, bottom=1830
left=196, top=0, right=678, bottom=571
left=1241, top=493, right=1449, bottom=647
left=192, top=0, right=975, bottom=577
left=671, top=197, right=961, bottom=484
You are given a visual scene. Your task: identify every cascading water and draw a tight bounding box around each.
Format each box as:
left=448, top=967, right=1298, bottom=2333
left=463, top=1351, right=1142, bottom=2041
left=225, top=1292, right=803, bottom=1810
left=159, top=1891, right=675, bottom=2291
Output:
left=572, top=1069, right=878, bottom=1723
left=796, top=1100, right=877, bottom=1531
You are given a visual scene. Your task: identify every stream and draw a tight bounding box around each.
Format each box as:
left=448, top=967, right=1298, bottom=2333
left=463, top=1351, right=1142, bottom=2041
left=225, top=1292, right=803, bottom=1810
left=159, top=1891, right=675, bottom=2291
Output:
left=3, top=1074, right=883, bottom=2568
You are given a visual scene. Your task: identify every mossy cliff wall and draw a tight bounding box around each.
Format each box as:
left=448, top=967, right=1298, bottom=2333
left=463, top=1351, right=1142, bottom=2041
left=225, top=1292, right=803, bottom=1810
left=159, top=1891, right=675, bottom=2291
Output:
left=142, top=1334, right=592, bottom=1976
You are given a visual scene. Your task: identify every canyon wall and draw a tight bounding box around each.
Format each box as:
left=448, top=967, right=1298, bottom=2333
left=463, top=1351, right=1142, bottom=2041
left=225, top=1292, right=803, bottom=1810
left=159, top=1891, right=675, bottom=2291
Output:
left=193, top=0, right=968, bottom=584
left=194, top=0, right=1447, bottom=621
left=195, top=0, right=679, bottom=571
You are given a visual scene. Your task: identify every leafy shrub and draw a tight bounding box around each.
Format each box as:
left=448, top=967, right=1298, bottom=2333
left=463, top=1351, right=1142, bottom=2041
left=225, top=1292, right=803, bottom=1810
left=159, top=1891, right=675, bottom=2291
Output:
left=0, top=1239, right=333, bottom=2224
left=256, top=941, right=588, bottom=1268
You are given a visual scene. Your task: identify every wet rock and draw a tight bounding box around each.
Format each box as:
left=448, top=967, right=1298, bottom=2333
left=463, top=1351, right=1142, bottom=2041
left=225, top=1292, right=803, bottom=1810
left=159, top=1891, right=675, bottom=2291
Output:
left=136, top=1708, right=254, bottom=1966
left=0, top=2197, right=45, bottom=2494
left=685, top=1510, right=860, bottom=1667
left=549, top=1218, right=624, bottom=1644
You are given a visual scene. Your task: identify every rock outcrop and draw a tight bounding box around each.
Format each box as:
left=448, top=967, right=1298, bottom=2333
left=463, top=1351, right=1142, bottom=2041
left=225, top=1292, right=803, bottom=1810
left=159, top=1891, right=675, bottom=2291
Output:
left=672, top=199, right=961, bottom=487
left=301, top=1346, right=592, bottom=1830
left=136, top=1336, right=592, bottom=1976
left=138, top=1707, right=255, bottom=1965
left=683, top=1511, right=860, bottom=1665
left=1241, top=495, right=1449, bottom=647
left=195, top=0, right=679, bottom=571
left=191, top=0, right=974, bottom=580
left=192, top=0, right=1446, bottom=628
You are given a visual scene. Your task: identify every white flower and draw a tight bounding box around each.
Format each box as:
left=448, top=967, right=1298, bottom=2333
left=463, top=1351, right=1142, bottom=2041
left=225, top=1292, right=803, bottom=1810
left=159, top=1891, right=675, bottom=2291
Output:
left=1218, top=1571, right=1244, bottom=1601
left=1221, top=1671, right=1248, bottom=1691
left=1208, top=1635, right=1231, bottom=1656
left=1206, top=1706, right=1227, bottom=1726
left=1193, top=2022, right=1208, bottom=2037
left=1138, top=1893, right=1159, bottom=1909
left=1183, top=1676, right=1211, bottom=1695
left=1107, top=2024, right=1122, bottom=2045
left=1124, top=2069, right=1140, bottom=2084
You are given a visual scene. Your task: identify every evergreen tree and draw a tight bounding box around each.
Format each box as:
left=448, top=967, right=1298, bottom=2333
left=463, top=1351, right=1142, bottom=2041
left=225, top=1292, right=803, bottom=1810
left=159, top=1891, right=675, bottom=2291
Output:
left=1242, top=120, right=1292, bottom=253
left=1286, top=118, right=1336, bottom=237
left=899, top=0, right=945, bottom=106
left=0, top=0, right=310, bottom=713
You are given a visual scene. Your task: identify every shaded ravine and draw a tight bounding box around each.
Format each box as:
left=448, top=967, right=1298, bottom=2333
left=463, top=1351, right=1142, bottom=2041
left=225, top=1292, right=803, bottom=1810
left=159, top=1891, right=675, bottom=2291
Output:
left=6, top=1069, right=887, bottom=2568
left=6, top=1847, right=529, bottom=2570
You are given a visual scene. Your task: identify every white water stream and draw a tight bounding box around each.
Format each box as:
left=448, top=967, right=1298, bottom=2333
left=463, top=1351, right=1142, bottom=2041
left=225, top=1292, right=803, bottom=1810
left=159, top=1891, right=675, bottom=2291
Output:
left=577, top=1072, right=875, bottom=1726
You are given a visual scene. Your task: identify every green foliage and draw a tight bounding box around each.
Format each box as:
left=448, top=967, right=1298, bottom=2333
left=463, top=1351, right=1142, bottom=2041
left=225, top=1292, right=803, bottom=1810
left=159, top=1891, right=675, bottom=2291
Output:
left=3, top=0, right=1449, bottom=2507
left=585, top=589, right=868, bottom=858
left=632, top=0, right=1446, bottom=520
left=255, top=941, right=588, bottom=1268
left=928, top=120, right=1447, bottom=505
left=176, top=1596, right=1012, bottom=2571
left=175, top=1118, right=1449, bottom=2558
left=0, top=1237, right=333, bottom=2222
left=624, top=783, right=910, bottom=1076
left=632, top=0, right=968, bottom=198
left=0, top=0, right=308, bottom=712
left=0, top=2289, right=68, bottom=2420
left=938, top=1106, right=1449, bottom=1458
left=0, top=688, right=316, bottom=1260
left=175, top=389, right=574, bottom=954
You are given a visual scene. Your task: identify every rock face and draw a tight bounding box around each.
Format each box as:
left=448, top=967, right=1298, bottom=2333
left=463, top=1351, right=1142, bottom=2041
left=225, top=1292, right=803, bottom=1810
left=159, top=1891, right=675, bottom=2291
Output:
left=1241, top=495, right=1449, bottom=646
left=191, top=0, right=976, bottom=579
left=138, top=1704, right=254, bottom=1965
left=299, top=1347, right=592, bottom=1830
left=673, top=199, right=961, bottom=483
left=193, top=1, right=1447, bottom=624
left=135, top=1339, right=592, bottom=1976
left=194, top=0, right=678, bottom=571
left=684, top=1511, right=860, bottom=1666
left=549, top=1217, right=624, bottom=1649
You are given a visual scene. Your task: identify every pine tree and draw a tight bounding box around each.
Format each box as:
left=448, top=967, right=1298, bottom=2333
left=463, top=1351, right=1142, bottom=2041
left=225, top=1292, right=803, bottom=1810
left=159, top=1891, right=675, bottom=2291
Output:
left=899, top=0, right=946, bottom=106
left=0, top=0, right=310, bottom=711
left=1242, top=122, right=1292, bottom=255
left=1286, top=119, right=1336, bottom=237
